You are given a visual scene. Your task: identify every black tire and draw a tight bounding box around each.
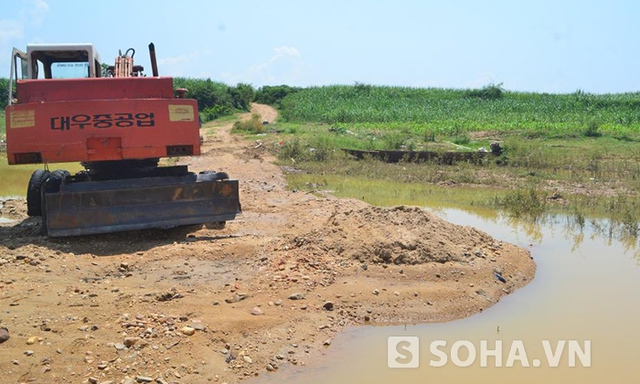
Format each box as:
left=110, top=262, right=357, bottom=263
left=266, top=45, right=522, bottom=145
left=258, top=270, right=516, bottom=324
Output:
left=27, top=169, right=50, bottom=217
left=198, top=171, right=229, bottom=181
left=40, top=170, right=70, bottom=236
left=215, top=172, right=229, bottom=180
left=43, top=170, right=70, bottom=194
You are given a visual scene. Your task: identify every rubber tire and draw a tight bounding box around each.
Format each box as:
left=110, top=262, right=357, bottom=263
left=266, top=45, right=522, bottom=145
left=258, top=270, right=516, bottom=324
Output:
left=215, top=172, right=229, bottom=180
left=198, top=170, right=229, bottom=181
left=27, top=169, right=50, bottom=217
left=43, top=170, right=70, bottom=194
left=40, top=170, right=70, bottom=236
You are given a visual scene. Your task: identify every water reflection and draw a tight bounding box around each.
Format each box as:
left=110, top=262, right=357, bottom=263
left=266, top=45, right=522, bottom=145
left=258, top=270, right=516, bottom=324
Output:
left=250, top=207, right=640, bottom=384
left=287, top=173, right=640, bottom=263
left=511, top=213, right=640, bottom=264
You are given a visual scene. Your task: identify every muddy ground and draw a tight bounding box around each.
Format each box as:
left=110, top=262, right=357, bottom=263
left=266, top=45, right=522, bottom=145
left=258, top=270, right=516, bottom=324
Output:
left=0, top=104, right=535, bottom=384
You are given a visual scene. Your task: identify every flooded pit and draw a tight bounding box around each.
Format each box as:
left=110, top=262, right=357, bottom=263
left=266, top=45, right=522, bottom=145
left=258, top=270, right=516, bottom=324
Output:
left=248, top=176, right=640, bottom=383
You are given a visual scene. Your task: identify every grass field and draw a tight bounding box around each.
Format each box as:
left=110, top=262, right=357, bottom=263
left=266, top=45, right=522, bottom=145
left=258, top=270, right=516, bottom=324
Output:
left=233, top=84, right=640, bottom=230
left=279, top=85, right=640, bottom=139
left=264, top=85, right=640, bottom=186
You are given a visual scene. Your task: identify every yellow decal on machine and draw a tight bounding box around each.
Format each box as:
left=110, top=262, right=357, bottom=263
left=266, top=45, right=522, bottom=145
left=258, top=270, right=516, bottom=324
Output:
left=168, top=105, right=194, bottom=122
left=10, top=109, right=35, bottom=128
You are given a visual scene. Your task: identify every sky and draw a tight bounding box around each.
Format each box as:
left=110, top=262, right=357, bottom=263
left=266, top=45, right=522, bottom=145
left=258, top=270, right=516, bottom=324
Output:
left=0, top=0, right=638, bottom=94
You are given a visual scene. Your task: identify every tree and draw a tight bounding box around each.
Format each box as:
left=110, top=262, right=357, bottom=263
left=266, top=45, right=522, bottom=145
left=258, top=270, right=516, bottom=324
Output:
left=0, top=78, right=9, bottom=109
left=229, top=83, right=255, bottom=111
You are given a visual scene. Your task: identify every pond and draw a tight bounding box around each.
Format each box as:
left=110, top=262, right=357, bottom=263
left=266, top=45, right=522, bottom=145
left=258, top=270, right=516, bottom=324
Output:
left=248, top=177, right=640, bottom=383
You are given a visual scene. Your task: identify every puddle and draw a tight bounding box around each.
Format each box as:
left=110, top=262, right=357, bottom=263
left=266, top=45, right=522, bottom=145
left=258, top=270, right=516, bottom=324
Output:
left=250, top=206, right=640, bottom=383
left=0, top=153, right=82, bottom=198
left=286, top=173, right=505, bottom=213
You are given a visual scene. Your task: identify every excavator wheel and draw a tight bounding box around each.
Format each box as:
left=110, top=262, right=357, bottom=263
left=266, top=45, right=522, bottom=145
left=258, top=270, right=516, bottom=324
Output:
left=26, top=169, right=51, bottom=217
left=39, top=170, right=70, bottom=236
left=216, top=172, right=229, bottom=180
left=198, top=170, right=229, bottom=181
left=44, top=170, right=70, bottom=194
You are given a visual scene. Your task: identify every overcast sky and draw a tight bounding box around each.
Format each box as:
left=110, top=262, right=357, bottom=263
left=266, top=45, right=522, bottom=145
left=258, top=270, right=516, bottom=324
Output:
left=1, top=0, right=638, bottom=93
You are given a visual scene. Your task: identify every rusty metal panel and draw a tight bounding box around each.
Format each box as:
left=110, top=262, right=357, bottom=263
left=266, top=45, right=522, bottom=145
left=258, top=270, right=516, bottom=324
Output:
left=43, top=175, right=240, bottom=237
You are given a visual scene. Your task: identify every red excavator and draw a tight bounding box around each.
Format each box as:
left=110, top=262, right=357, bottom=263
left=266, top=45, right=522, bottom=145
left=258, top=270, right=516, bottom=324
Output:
left=5, top=43, right=241, bottom=237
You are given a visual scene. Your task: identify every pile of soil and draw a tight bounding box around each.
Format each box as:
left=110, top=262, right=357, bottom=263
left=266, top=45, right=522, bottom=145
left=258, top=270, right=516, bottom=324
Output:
left=283, top=204, right=496, bottom=265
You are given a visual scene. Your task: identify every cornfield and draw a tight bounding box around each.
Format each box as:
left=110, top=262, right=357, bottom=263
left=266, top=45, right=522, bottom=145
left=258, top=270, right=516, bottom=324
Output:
left=280, top=85, right=640, bottom=136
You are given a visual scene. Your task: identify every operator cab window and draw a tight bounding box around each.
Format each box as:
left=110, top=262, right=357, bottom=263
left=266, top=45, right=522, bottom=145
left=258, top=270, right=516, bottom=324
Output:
left=25, top=45, right=101, bottom=79
left=49, top=62, right=90, bottom=79
left=31, top=50, right=91, bottom=79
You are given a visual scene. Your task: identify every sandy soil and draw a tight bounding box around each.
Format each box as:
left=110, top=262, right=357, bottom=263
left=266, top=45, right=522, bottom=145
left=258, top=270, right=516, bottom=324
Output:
left=0, top=104, right=535, bottom=384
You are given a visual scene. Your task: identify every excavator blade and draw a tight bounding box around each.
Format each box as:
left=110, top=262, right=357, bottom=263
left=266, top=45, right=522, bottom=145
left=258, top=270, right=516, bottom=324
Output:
left=42, top=175, right=240, bottom=237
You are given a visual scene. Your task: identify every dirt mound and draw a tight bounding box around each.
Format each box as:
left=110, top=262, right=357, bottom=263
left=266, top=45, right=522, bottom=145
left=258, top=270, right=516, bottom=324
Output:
left=280, top=203, right=498, bottom=265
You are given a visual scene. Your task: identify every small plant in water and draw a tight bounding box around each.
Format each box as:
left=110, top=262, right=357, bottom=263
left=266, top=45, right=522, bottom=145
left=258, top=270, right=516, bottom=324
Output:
left=493, top=188, right=548, bottom=219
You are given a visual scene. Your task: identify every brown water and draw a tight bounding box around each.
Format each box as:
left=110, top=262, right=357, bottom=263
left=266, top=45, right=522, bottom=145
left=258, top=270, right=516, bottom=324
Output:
left=251, top=207, right=640, bottom=384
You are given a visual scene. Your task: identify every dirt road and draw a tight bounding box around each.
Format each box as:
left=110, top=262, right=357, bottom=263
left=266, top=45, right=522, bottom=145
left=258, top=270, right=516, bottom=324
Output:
left=0, top=104, right=535, bottom=384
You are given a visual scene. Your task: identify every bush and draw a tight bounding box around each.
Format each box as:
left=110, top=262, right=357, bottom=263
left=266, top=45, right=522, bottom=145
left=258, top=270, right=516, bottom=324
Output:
left=277, top=137, right=335, bottom=162
left=382, top=131, right=406, bottom=150
left=232, top=113, right=264, bottom=134
left=464, top=83, right=504, bottom=100
left=452, top=133, right=471, bottom=145
left=423, top=128, right=436, bottom=142
left=254, top=85, right=301, bottom=108
left=201, top=105, right=232, bottom=121
left=583, top=121, right=602, bottom=137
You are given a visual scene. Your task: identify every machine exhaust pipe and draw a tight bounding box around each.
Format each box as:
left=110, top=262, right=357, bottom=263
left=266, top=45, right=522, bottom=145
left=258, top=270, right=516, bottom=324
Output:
left=149, top=42, right=159, bottom=77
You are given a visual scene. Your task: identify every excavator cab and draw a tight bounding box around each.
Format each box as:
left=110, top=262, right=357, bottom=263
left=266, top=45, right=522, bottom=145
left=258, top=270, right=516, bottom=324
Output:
left=11, top=44, right=100, bottom=82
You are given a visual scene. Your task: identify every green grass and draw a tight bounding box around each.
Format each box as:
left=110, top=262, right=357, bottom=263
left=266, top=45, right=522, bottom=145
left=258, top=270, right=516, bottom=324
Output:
left=235, top=84, right=640, bottom=229
left=268, top=121, right=640, bottom=189
left=251, top=119, right=640, bottom=231
left=279, top=85, right=640, bottom=138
